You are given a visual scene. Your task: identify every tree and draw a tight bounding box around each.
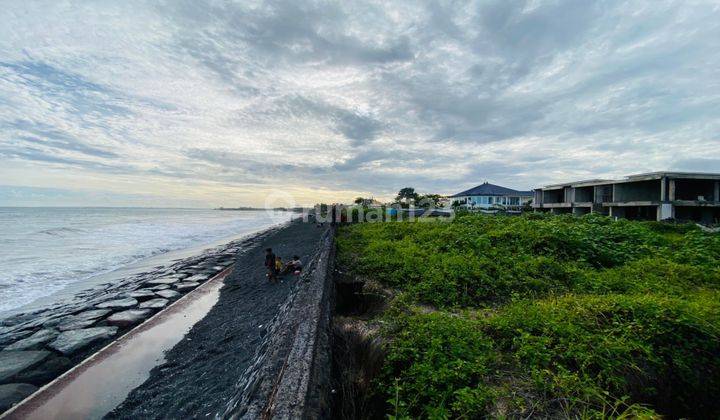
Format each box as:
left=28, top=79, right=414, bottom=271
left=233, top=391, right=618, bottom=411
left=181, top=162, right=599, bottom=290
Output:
left=354, top=197, right=364, bottom=205
left=395, top=187, right=418, bottom=203
left=417, top=194, right=442, bottom=208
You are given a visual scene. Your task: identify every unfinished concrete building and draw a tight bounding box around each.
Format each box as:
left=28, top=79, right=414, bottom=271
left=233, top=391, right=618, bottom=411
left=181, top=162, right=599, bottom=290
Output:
left=533, top=172, right=720, bottom=224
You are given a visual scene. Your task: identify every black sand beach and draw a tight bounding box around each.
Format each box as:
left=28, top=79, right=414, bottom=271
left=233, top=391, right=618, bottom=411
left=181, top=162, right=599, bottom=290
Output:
left=107, top=220, right=328, bottom=419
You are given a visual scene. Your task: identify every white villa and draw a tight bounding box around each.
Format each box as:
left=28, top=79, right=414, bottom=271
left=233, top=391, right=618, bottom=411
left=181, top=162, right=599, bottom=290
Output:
left=450, top=182, right=533, bottom=210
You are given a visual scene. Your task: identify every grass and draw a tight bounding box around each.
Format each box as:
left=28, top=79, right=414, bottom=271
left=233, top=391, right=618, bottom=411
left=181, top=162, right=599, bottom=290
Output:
left=336, top=213, right=720, bottom=418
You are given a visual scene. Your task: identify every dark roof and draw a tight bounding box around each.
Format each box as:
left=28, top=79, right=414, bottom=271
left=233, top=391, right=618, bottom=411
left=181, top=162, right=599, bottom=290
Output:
left=450, top=182, right=533, bottom=197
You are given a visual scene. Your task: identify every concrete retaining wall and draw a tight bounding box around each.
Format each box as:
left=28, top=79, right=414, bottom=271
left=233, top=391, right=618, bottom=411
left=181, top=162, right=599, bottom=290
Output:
left=222, top=227, right=335, bottom=419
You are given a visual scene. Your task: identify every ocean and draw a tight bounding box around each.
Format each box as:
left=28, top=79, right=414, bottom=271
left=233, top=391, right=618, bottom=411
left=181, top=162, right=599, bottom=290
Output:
left=0, top=207, right=292, bottom=316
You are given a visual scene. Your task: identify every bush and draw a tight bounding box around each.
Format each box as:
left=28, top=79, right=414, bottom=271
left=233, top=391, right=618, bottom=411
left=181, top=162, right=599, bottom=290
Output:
left=577, top=258, right=720, bottom=295
left=379, top=311, right=496, bottom=419
left=336, top=213, right=720, bottom=418
left=486, top=293, right=720, bottom=418
left=338, top=213, right=720, bottom=308
left=378, top=292, right=720, bottom=418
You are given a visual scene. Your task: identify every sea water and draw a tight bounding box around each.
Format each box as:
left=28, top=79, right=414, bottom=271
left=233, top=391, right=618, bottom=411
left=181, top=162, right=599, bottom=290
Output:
left=0, top=207, right=291, bottom=315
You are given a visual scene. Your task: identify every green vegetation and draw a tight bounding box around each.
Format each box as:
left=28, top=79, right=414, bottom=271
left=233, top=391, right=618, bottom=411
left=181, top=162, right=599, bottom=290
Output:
left=336, top=213, right=720, bottom=418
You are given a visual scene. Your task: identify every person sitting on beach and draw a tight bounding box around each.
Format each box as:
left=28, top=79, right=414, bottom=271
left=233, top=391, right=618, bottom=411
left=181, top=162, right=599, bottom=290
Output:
left=265, top=248, right=277, bottom=282
left=275, top=256, right=284, bottom=277
left=290, top=255, right=303, bottom=274
left=281, top=255, right=303, bottom=275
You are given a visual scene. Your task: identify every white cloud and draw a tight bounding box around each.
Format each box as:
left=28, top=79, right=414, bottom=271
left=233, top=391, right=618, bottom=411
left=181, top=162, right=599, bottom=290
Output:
left=0, top=0, right=719, bottom=206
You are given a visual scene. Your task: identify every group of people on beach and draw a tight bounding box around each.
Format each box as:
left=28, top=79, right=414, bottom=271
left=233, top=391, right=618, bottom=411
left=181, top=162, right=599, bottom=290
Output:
left=264, top=248, right=303, bottom=282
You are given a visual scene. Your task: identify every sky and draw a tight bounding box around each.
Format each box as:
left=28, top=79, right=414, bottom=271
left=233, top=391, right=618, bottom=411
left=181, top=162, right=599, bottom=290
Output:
left=1, top=0, right=719, bottom=207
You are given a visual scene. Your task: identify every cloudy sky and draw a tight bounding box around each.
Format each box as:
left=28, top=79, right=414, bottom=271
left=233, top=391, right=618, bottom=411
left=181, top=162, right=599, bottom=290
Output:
left=1, top=0, right=719, bottom=207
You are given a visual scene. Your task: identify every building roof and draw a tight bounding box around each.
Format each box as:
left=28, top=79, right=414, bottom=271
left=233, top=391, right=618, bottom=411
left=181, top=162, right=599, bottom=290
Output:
left=542, top=178, right=613, bottom=190
left=538, top=171, right=720, bottom=190
left=626, top=171, right=720, bottom=181
left=450, top=182, right=533, bottom=198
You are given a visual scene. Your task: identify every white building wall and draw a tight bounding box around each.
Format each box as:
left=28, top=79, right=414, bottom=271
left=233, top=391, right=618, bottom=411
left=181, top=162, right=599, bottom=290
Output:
left=452, top=195, right=531, bottom=209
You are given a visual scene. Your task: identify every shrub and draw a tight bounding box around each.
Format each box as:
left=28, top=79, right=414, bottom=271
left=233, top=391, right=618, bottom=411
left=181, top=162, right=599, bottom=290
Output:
left=486, top=293, right=720, bottom=418
left=339, top=213, right=720, bottom=308
left=378, top=292, right=720, bottom=418
left=577, top=258, right=720, bottom=295
left=379, top=311, right=496, bottom=419
left=337, top=213, right=720, bottom=417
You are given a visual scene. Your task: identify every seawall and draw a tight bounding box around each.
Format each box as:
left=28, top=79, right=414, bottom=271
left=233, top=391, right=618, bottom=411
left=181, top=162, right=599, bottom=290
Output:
left=222, top=226, right=335, bottom=419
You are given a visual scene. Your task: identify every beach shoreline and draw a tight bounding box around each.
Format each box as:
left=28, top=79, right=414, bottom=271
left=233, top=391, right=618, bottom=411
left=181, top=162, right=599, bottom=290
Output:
left=0, top=210, right=292, bottom=318
left=0, top=220, right=293, bottom=414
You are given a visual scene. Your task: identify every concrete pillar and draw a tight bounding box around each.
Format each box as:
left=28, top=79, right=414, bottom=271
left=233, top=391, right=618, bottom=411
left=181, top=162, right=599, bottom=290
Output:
left=660, top=177, right=667, bottom=202
left=669, top=179, right=676, bottom=201
left=715, top=181, right=719, bottom=202
left=657, top=203, right=674, bottom=221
